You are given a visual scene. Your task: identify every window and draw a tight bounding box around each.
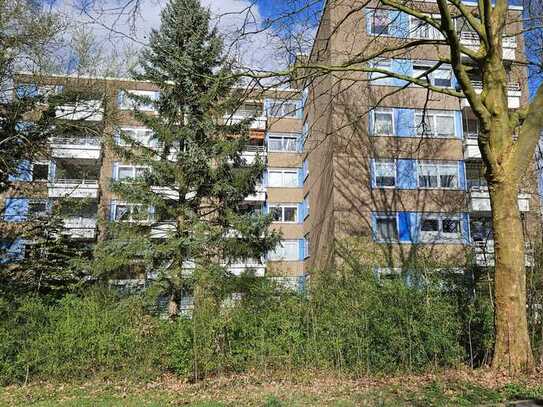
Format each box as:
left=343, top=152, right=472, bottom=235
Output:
left=269, top=204, right=298, bottom=223
left=374, top=159, right=396, bottom=187
left=369, top=60, right=393, bottom=85
left=304, top=234, right=310, bottom=259
left=268, top=240, right=299, bottom=261
left=410, top=16, right=443, bottom=39
left=375, top=214, right=398, bottom=241
left=28, top=200, right=48, bottom=218
left=268, top=134, right=299, bottom=152
left=116, top=165, right=149, bottom=180
left=118, top=90, right=159, bottom=111
left=233, top=103, right=263, bottom=118
left=118, top=128, right=158, bottom=147
left=420, top=214, right=461, bottom=242
left=33, top=163, right=49, bottom=181
left=266, top=99, right=300, bottom=118
left=418, top=161, right=458, bottom=189
left=113, top=203, right=151, bottom=223
left=368, top=9, right=391, bottom=35
left=303, top=195, right=310, bottom=219
left=412, top=62, right=452, bottom=88
left=268, top=169, right=299, bottom=187
left=371, top=108, right=394, bottom=135
left=415, top=110, right=455, bottom=138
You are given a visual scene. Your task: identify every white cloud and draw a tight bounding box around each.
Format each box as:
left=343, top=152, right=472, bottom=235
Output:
left=50, top=0, right=293, bottom=75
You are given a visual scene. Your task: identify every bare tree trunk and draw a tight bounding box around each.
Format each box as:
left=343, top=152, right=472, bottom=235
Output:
left=490, top=180, right=534, bottom=372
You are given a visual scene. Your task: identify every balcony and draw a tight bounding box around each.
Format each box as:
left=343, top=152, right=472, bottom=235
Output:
left=150, top=222, right=176, bottom=239
left=461, top=82, right=521, bottom=109
left=463, top=133, right=481, bottom=160
left=468, top=185, right=530, bottom=212
left=62, top=217, right=97, bottom=239
left=56, top=100, right=103, bottom=121
left=224, top=115, right=267, bottom=131
left=242, top=145, right=267, bottom=164
left=50, top=136, right=101, bottom=159
left=245, top=183, right=266, bottom=202
left=459, top=31, right=517, bottom=61
left=473, top=240, right=534, bottom=267
left=227, top=259, right=266, bottom=277
left=48, top=179, right=99, bottom=198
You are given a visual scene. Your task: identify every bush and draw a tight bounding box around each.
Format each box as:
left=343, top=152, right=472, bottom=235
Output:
left=0, top=290, right=170, bottom=384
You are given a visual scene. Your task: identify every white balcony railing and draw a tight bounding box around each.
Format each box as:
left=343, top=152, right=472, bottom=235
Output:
left=224, top=115, right=267, bottom=130
left=460, top=31, right=517, bottom=60
left=245, top=183, right=267, bottom=202
left=468, top=185, right=530, bottom=212
left=462, top=81, right=521, bottom=109
left=48, top=179, right=99, bottom=198
left=63, top=217, right=97, bottom=239
left=56, top=100, right=103, bottom=121
left=50, top=137, right=101, bottom=159
left=473, top=240, right=533, bottom=267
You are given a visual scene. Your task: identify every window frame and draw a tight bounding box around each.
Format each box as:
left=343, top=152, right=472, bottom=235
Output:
left=417, top=161, right=459, bottom=190
left=374, top=213, right=399, bottom=242
left=268, top=169, right=299, bottom=188
left=267, top=134, right=300, bottom=153
left=419, top=213, right=462, bottom=243
left=269, top=204, right=298, bottom=223
left=412, top=62, right=453, bottom=88
left=266, top=99, right=301, bottom=119
left=414, top=110, right=456, bottom=138
left=116, top=164, right=150, bottom=181
left=368, top=8, right=391, bottom=36
left=371, top=107, right=395, bottom=136
left=368, top=59, right=394, bottom=85
left=112, top=202, right=152, bottom=223
left=373, top=159, right=397, bottom=188
left=268, top=240, right=299, bottom=261
left=409, top=15, right=443, bottom=40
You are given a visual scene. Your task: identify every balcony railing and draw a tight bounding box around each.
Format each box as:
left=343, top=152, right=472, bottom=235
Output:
left=245, top=145, right=266, bottom=153
left=48, top=179, right=99, bottom=198
left=470, top=81, right=521, bottom=92
left=473, top=240, right=533, bottom=267
left=50, top=136, right=100, bottom=146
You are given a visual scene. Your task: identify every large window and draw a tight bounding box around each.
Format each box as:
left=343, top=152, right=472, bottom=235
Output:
left=118, top=128, right=158, bottom=147
left=371, top=108, right=394, bottom=136
left=415, top=110, right=455, bottom=138
left=116, top=165, right=148, bottom=180
left=269, top=204, right=298, bottom=223
left=266, top=99, right=300, bottom=118
left=410, top=16, right=443, bottom=39
left=268, top=169, right=299, bottom=187
left=268, top=134, right=299, bottom=152
left=118, top=90, right=159, bottom=111
left=368, top=9, right=391, bottom=35
left=268, top=240, right=299, bottom=261
left=374, top=159, right=396, bottom=187
left=412, top=62, right=452, bottom=88
left=32, top=163, right=49, bottom=181
left=420, top=214, right=461, bottom=242
left=418, top=161, right=458, bottom=189
left=369, top=59, right=393, bottom=85
left=28, top=199, right=48, bottom=218
left=113, top=203, right=151, bottom=223
left=375, top=214, right=398, bottom=241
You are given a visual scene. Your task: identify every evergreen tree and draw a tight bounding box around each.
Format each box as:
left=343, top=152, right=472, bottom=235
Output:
left=95, top=0, right=279, bottom=317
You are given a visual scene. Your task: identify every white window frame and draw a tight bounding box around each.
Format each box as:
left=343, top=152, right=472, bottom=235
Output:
left=374, top=213, right=398, bottom=242
left=118, top=90, right=159, bottom=112
left=112, top=202, right=152, bottom=223
left=118, top=127, right=158, bottom=148
left=368, top=8, right=391, bottom=36
left=373, top=159, right=396, bottom=188
left=371, top=108, right=395, bottom=136
left=369, top=59, right=393, bottom=86
left=116, top=164, right=149, bottom=181
left=420, top=213, right=462, bottom=243
left=415, top=110, right=456, bottom=138
left=412, top=62, right=453, bottom=88
left=304, top=234, right=310, bottom=259
left=303, top=194, right=310, bottom=220
left=269, top=204, right=298, bottom=223
left=409, top=15, right=443, bottom=39
left=417, top=161, right=459, bottom=189
left=268, top=169, right=299, bottom=188
left=266, top=99, right=300, bottom=118
left=267, top=134, right=299, bottom=153
left=268, top=240, right=299, bottom=261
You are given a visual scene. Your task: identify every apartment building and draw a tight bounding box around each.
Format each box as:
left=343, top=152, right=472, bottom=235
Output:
left=302, top=0, right=539, bottom=273
left=1, top=74, right=307, bottom=288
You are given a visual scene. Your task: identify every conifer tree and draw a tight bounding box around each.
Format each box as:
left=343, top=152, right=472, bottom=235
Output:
left=95, top=0, right=279, bottom=317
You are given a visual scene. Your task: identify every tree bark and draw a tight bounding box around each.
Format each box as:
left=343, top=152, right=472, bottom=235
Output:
left=489, top=180, right=534, bottom=372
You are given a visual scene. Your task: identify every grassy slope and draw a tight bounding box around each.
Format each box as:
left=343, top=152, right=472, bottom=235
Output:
left=1, top=369, right=543, bottom=406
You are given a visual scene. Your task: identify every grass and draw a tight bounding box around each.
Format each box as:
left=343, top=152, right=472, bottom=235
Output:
left=1, top=369, right=543, bottom=406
